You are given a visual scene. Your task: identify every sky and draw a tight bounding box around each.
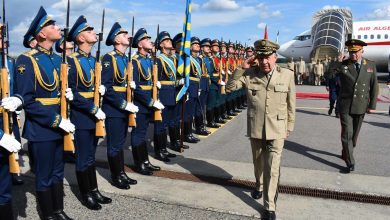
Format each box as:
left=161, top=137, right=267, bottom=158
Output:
left=5, top=0, right=390, bottom=56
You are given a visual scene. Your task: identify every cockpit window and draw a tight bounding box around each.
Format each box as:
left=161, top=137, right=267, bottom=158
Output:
left=293, top=35, right=311, bottom=41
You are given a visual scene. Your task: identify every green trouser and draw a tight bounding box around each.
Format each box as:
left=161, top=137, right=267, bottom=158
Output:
left=339, top=113, right=365, bottom=166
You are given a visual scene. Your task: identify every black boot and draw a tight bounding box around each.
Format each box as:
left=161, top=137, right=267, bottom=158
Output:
left=177, top=125, right=190, bottom=149
left=328, top=106, right=333, bottom=115
left=36, top=190, right=56, bottom=220
left=239, top=96, right=246, bottom=108
left=195, top=115, right=210, bottom=136
left=233, top=98, right=242, bottom=113
left=76, top=170, right=102, bottom=210
left=119, top=150, right=137, bottom=185
left=12, top=173, right=24, bottom=185
left=215, top=107, right=227, bottom=124
left=227, top=100, right=238, bottom=116
left=0, top=202, right=14, bottom=220
left=263, top=210, right=276, bottom=220
left=52, top=182, right=73, bottom=220
left=63, top=152, right=76, bottom=164
left=160, top=130, right=176, bottom=158
left=88, top=165, right=112, bottom=204
left=108, top=155, right=131, bottom=189
left=141, top=143, right=161, bottom=171
left=132, top=146, right=153, bottom=175
left=154, top=133, right=170, bottom=162
left=169, top=126, right=182, bottom=152
left=206, top=109, right=220, bottom=128
left=184, top=121, right=200, bottom=143
left=28, top=142, right=35, bottom=174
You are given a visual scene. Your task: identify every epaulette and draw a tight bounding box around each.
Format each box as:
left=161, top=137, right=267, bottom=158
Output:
left=23, top=49, right=38, bottom=56
left=108, top=51, right=116, bottom=56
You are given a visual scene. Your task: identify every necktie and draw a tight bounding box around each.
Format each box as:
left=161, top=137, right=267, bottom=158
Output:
left=355, top=63, right=360, bottom=73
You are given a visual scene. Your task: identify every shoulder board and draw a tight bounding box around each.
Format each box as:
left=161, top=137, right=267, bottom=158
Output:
left=23, top=49, right=38, bottom=56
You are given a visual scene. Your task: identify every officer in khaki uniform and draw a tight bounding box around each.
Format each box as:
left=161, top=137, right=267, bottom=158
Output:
left=226, top=39, right=295, bottom=220
left=337, top=39, right=378, bottom=172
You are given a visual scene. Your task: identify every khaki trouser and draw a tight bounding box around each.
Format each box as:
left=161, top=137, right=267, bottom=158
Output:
left=250, top=138, right=284, bottom=211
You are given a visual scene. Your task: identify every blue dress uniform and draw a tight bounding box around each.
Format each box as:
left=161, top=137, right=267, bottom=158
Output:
left=102, top=22, right=137, bottom=190
left=153, top=31, right=178, bottom=161
left=68, top=15, right=112, bottom=210
left=194, top=40, right=211, bottom=136
left=131, top=28, right=161, bottom=175
left=326, top=59, right=341, bottom=117
left=182, top=36, right=202, bottom=144
left=14, top=6, right=73, bottom=220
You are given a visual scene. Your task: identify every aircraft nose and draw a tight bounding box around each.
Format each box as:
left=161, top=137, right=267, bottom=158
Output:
left=278, top=41, right=292, bottom=57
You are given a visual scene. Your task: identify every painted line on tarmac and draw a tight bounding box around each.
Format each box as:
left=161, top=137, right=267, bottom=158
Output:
left=198, top=112, right=243, bottom=139
left=297, top=106, right=388, bottom=113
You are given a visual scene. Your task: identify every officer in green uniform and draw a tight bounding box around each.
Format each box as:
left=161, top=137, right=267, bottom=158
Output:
left=338, top=39, right=378, bottom=172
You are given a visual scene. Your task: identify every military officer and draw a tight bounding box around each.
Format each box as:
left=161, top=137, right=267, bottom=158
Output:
left=313, top=59, right=324, bottom=86
left=226, top=39, right=296, bottom=220
left=194, top=38, right=211, bottom=136
left=287, top=57, right=295, bottom=72
left=101, top=22, right=139, bottom=189
left=225, top=43, right=238, bottom=117
left=219, top=41, right=230, bottom=121
left=201, top=38, right=218, bottom=128
left=0, top=23, right=23, bottom=220
left=15, top=7, right=75, bottom=219
left=23, top=34, right=37, bottom=49
left=154, top=31, right=180, bottom=160
left=131, top=28, right=163, bottom=175
left=297, top=56, right=305, bottom=85
left=182, top=36, right=202, bottom=143
left=337, top=39, right=378, bottom=172
left=68, top=15, right=111, bottom=210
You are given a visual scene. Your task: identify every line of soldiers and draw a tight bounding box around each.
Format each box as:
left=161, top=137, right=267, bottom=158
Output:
left=0, top=6, right=251, bottom=220
left=287, top=56, right=333, bottom=85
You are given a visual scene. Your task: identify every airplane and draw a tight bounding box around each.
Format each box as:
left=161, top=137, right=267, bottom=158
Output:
left=278, top=20, right=390, bottom=72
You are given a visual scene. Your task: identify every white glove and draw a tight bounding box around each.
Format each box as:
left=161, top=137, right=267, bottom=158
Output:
left=0, top=133, right=21, bottom=153
left=99, top=85, right=106, bottom=96
left=125, top=102, right=139, bottom=113
left=59, top=118, right=75, bottom=133
left=198, top=89, right=202, bottom=97
left=95, top=108, right=106, bottom=120
left=152, top=100, right=165, bottom=110
left=219, top=81, right=226, bottom=86
left=221, top=70, right=225, bottom=75
left=15, top=110, right=21, bottom=115
left=1, top=97, right=23, bottom=112
left=156, top=81, right=161, bottom=89
left=228, top=70, right=232, bottom=75
left=177, top=78, right=184, bottom=86
left=130, top=81, right=136, bottom=89
left=65, top=88, right=73, bottom=101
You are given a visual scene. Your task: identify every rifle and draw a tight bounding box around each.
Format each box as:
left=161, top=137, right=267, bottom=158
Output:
left=224, top=40, right=230, bottom=85
left=61, top=0, right=75, bottom=152
left=219, top=38, right=225, bottom=94
left=94, top=9, right=106, bottom=137
left=1, top=0, right=19, bottom=175
left=126, top=16, right=136, bottom=127
left=152, top=25, right=162, bottom=121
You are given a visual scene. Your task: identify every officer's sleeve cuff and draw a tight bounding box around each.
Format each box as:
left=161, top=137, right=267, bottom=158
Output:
left=287, top=122, right=294, bottom=132
left=119, top=100, right=127, bottom=110
left=50, top=114, right=62, bottom=128
left=90, top=105, right=99, bottom=114
left=148, top=100, right=154, bottom=107
left=0, top=129, right=4, bottom=140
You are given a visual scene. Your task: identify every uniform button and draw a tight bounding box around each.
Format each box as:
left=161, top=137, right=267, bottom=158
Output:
left=362, top=89, right=364, bottom=92
left=353, top=95, right=356, bottom=98
left=267, top=96, right=270, bottom=99
left=355, top=89, right=357, bottom=91
left=267, top=88, right=270, bottom=91
left=266, top=111, right=269, bottom=114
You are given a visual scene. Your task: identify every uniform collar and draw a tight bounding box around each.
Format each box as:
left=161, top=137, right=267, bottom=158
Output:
left=137, top=52, right=148, bottom=58
left=77, top=49, right=91, bottom=58
left=114, top=49, right=125, bottom=56
left=37, top=45, right=53, bottom=55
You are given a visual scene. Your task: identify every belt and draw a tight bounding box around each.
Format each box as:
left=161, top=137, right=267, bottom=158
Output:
left=189, top=77, right=200, bottom=82
left=0, top=106, right=4, bottom=113
left=79, top=92, right=94, bottom=98
left=160, top=81, right=176, bottom=86
left=113, top=86, right=126, bottom=92
left=212, top=73, right=220, bottom=77
left=202, top=75, right=210, bottom=78
left=140, top=85, right=152, bottom=90
left=36, top=98, right=60, bottom=105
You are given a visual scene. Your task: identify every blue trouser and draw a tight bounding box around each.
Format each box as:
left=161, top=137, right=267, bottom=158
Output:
left=328, top=78, right=340, bottom=112
left=30, top=140, right=64, bottom=191
left=0, top=150, right=11, bottom=204
left=185, top=97, right=196, bottom=122
left=131, top=113, right=151, bottom=147
left=207, top=89, right=218, bottom=110
left=75, top=129, right=98, bottom=172
left=106, top=117, right=127, bottom=158
left=196, top=90, right=208, bottom=117
left=155, top=105, right=176, bottom=135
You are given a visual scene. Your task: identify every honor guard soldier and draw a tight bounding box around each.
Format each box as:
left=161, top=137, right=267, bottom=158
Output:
left=227, top=39, right=296, bottom=220
left=326, top=53, right=343, bottom=117
left=0, top=24, right=23, bottom=220
left=131, top=28, right=163, bottom=175
left=225, top=43, right=238, bottom=117
left=68, top=15, right=111, bottom=210
left=201, top=38, right=219, bottom=128
left=15, top=7, right=75, bottom=219
left=338, top=39, right=378, bottom=172
left=210, top=39, right=226, bottom=125
left=154, top=31, right=181, bottom=159
left=55, top=36, right=74, bottom=56
left=23, top=34, right=38, bottom=50
left=219, top=41, right=230, bottom=121
left=101, top=22, right=139, bottom=189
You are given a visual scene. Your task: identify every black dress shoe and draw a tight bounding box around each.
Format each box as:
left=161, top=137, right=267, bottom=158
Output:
left=349, top=164, right=355, bottom=172
left=227, top=111, right=238, bottom=116
left=54, top=211, right=73, bottom=220
left=136, top=164, right=153, bottom=176
left=233, top=108, right=242, bottom=113
left=251, top=189, right=262, bottom=200
left=90, top=189, right=112, bottom=204
left=184, top=135, right=199, bottom=143
left=328, top=108, right=333, bottom=115
left=12, top=174, right=24, bottom=185
left=144, top=162, right=161, bottom=171
left=215, top=117, right=227, bottom=124
left=262, top=210, right=276, bottom=220
left=207, top=122, right=220, bottom=128
left=335, top=112, right=339, bottom=118
left=195, top=128, right=210, bottom=136
left=119, top=171, right=138, bottom=185
left=161, top=148, right=176, bottom=158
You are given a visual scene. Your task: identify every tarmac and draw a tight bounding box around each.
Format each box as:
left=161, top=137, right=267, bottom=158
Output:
left=11, top=84, right=390, bottom=219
